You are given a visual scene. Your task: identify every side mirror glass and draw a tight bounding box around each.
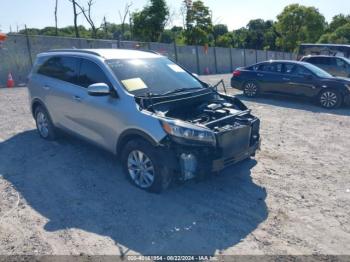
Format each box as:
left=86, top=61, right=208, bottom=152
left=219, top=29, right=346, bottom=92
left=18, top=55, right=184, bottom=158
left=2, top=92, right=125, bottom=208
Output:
left=87, top=83, right=110, bottom=96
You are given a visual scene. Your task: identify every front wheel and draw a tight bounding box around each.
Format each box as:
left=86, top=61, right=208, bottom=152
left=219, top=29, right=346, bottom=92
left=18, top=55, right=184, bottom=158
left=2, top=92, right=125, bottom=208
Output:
left=121, top=139, right=172, bottom=193
left=243, top=82, right=259, bottom=97
left=318, top=89, right=342, bottom=109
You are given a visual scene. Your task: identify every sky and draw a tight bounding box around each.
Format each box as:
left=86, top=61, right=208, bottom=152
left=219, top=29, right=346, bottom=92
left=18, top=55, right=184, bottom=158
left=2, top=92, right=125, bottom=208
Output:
left=0, top=0, right=348, bottom=33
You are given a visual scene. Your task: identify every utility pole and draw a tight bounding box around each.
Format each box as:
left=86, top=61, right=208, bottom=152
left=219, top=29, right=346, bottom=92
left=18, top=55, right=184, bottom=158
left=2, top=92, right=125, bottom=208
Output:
left=54, top=0, right=58, bottom=36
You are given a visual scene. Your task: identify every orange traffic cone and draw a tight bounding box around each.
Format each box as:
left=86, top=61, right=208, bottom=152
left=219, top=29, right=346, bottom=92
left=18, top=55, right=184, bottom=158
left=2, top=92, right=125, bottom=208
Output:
left=7, top=73, right=14, bottom=88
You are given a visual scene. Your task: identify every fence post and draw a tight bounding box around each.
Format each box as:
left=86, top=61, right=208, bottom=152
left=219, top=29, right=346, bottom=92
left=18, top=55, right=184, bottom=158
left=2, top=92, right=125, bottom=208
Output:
left=173, top=41, right=178, bottom=62
left=147, top=42, right=151, bottom=50
left=117, top=35, right=121, bottom=48
left=229, top=47, right=233, bottom=72
left=243, top=49, right=246, bottom=67
left=24, top=25, right=33, bottom=67
left=195, top=45, right=200, bottom=75
left=266, top=50, right=268, bottom=60
left=255, top=49, right=258, bottom=63
left=214, top=46, right=218, bottom=74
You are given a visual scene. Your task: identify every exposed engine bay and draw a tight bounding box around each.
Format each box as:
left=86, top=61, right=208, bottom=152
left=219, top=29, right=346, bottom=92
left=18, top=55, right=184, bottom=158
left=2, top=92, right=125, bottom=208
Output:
left=135, top=86, right=260, bottom=180
left=138, top=89, right=255, bottom=132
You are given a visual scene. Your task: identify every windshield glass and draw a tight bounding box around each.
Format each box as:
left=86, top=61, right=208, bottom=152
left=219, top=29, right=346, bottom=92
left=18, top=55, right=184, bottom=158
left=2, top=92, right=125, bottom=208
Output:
left=106, top=57, right=204, bottom=96
left=302, top=62, right=333, bottom=78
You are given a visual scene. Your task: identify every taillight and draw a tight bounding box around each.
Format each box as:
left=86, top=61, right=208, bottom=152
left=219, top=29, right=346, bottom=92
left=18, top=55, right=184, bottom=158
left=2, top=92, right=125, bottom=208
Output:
left=233, top=70, right=241, bottom=77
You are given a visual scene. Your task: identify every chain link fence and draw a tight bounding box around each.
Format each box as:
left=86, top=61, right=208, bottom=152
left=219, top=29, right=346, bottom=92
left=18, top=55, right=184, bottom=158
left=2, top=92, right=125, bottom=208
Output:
left=0, top=34, right=296, bottom=86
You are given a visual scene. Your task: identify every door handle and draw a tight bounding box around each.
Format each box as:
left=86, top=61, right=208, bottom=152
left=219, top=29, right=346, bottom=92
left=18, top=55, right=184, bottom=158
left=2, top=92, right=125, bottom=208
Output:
left=43, top=85, right=51, bottom=90
left=257, top=73, right=264, bottom=77
left=282, top=78, right=290, bottom=81
left=73, top=95, right=82, bottom=102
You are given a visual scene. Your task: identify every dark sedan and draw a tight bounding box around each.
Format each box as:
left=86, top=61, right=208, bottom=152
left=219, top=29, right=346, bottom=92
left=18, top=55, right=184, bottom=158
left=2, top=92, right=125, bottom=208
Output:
left=231, top=60, right=350, bottom=109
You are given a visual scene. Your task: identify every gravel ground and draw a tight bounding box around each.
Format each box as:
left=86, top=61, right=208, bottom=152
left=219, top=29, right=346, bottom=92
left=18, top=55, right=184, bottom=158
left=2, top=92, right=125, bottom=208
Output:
left=0, top=74, right=350, bottom=256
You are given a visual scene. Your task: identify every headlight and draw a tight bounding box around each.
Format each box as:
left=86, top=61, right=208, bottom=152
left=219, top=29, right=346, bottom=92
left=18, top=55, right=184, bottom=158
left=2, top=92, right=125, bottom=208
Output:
left=345, top=83, right=350, bottom=92
left=161, top=120, right=216, bottom=145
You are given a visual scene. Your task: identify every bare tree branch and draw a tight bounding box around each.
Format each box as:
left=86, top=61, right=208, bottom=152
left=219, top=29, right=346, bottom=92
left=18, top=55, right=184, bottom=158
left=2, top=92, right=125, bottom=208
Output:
left=74, top=0, right=100, bottom=38
left=68, top=0, right=80, bottom=38
left=118, top=2, right=133, bottom=39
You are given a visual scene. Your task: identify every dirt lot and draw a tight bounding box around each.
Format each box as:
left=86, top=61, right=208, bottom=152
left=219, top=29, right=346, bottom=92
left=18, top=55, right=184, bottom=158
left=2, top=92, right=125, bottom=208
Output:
left=0, top=74, right=350, bottom=256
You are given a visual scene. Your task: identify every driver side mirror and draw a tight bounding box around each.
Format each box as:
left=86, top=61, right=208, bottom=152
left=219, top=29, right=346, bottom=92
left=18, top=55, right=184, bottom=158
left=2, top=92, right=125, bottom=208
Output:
left=87, top=83, right=110, bottom=96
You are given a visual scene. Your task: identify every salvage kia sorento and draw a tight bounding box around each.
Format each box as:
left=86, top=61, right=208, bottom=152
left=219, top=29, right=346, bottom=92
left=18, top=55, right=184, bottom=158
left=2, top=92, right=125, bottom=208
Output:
left=28, top=49, right=261, bottom=192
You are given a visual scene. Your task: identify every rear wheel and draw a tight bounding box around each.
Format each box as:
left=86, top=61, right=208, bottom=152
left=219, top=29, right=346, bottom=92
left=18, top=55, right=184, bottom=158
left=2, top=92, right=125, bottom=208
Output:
left=243, top=82, right=259, bottom=97
left=318, top=89, right=342, bottom=109
left=35, top=106, right=57, bottom=140
left=121, top=139, right=172, bottom=193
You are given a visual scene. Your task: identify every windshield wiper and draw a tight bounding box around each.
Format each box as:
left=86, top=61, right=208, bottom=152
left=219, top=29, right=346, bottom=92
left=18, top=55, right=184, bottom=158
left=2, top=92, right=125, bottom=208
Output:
left=160, top=87, right=204, bottom=96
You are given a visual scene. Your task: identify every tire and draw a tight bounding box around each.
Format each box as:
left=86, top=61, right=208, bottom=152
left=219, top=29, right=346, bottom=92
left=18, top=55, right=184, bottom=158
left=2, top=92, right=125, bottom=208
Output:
left=318, top=89, right=342, bottom=109
left=121, top=138, right=172, bottom=193
left=34, top=106, right=57, bottom=140
left=243, top=81, right=259, bottom=97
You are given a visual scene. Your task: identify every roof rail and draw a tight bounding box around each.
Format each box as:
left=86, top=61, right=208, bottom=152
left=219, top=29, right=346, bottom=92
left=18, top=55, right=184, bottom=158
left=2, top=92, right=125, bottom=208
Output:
left=47, top=49, right=101, bottom=56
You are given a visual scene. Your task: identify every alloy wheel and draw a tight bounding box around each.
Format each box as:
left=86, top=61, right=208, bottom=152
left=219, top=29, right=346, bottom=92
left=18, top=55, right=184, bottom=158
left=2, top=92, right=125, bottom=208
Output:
left=36, top=111, right=49, bottom=138
left=320, top=91, right=337, bottom=108
left=244, top=82, right=258, bottom=97
left=127, top=150, right=155, bottom=188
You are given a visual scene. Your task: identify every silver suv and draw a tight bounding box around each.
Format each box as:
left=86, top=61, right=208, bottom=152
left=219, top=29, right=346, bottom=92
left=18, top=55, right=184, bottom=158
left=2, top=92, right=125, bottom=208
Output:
left=28, top=49, right=260, bottom=192
left=301, top=55, right=350, bottom=78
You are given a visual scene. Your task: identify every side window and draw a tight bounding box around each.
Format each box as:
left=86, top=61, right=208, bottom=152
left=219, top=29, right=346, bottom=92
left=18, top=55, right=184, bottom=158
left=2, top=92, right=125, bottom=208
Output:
left=259, top=63, right=282, bottom=73
left=37, top=56, right=79, bottom=84
left=294, top=65, right=312, bottom=76
left=284, top=64, right=296, bottom=74
left=78, top=59, right=111, bottom=88
left=335, top=58, right=345, bottom=68
left=320, top=57, right=331, bottom=65
left=306, top=57, right=318, bottom=63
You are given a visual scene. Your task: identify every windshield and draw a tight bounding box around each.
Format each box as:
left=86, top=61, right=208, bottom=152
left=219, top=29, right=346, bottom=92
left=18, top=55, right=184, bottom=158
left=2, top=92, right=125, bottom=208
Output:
left=302, top=62, right=333, bottom=78
left=106, top=57, right=204, bottom=96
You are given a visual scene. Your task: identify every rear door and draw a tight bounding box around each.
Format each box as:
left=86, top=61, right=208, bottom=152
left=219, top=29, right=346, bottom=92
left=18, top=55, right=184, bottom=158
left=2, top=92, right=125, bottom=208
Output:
left=36, top=55, right=81, bottom=127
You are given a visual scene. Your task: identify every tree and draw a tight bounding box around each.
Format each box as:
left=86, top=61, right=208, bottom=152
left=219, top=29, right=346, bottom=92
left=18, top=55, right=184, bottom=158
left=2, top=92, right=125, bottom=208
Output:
left=275, top=4, right=326, bottom=51
left=216, top=33, right=233, bottom=47
left=68, top=0, right=80, bottom=38
left=118, top=2, right=133, bottom=40
left=183, top=0, right=213, bottom=45
left=213, top=24, right=228, bottom=43
left=74, top=0, right=100, bottom=38
left=132, top=0, right=169, bottom=42
left=319, top=23, right=350, bottom=44
left=328, top=14, right=350, bottom=33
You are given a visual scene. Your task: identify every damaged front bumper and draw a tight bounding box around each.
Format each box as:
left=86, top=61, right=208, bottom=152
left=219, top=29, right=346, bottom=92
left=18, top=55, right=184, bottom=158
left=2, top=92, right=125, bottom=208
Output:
left=160, top=120, right=261, bottom=181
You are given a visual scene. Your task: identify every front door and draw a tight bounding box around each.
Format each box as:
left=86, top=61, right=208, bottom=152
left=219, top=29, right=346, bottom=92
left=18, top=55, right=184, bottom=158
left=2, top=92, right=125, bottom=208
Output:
left=283, top=64, right=318, bottom=97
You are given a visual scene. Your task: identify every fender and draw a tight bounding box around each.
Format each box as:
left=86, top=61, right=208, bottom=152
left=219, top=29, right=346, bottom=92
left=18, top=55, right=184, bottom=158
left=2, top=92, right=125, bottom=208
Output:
left=116, top=128, right=161, bottom=156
